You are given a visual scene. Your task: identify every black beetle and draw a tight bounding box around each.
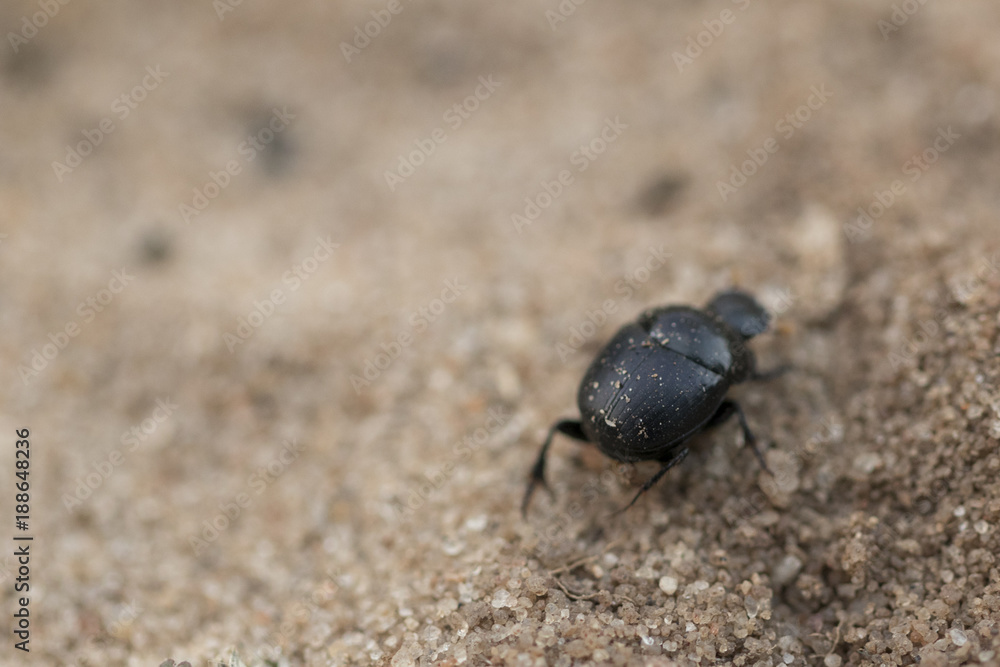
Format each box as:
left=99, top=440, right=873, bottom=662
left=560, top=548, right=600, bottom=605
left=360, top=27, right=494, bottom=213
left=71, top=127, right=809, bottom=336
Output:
left=522, top=289, right=786, bottom=515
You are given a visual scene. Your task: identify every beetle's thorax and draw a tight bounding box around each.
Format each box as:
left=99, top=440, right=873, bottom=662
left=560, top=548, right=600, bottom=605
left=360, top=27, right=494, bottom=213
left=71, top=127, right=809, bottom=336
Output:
left=640, top=306, right=752, bottom=382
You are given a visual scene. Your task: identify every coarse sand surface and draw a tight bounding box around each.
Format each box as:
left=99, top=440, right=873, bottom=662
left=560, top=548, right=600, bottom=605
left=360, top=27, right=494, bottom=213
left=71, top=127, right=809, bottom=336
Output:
left=1, top=1, right=1000, bottom=665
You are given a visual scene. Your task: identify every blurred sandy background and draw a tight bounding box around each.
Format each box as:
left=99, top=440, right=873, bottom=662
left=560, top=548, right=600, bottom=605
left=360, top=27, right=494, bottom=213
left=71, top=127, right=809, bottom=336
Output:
left=2, top=0, right=1000, bottom=665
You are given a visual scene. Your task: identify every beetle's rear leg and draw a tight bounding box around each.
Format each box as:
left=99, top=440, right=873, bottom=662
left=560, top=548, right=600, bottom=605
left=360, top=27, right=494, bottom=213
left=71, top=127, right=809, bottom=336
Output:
left=615, top=446, right=689, bottom=514
left=522, top=419, right=589, bottom=516
left=707, top=399, right=772, bottom=474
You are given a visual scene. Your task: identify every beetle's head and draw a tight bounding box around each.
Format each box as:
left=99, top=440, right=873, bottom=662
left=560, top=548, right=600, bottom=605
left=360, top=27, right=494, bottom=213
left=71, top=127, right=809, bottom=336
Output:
left=706, top=290, right=770, bottom=339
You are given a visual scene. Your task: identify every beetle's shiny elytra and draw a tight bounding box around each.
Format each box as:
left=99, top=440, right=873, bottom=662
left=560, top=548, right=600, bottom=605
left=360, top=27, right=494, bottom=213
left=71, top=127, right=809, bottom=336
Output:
left=522, top=289, right=786, bottom=515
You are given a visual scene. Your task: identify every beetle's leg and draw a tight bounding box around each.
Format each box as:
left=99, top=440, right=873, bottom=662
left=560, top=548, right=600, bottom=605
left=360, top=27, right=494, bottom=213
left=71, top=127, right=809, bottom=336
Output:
left=615, top=447, right=689, bottom=514
left=522, top=419, right=589, bottom=516
left=707, top=399, right=772, bottom=474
